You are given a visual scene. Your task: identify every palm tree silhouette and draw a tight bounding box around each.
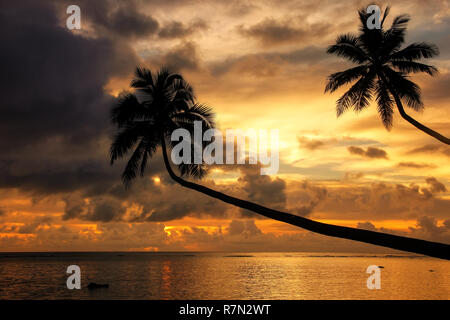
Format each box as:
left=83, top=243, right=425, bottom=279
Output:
left=110, top=67, right=213, bottom=187
left=326, top=7, right=449, bottom=145
left=110, top=67, right=449, bottom=260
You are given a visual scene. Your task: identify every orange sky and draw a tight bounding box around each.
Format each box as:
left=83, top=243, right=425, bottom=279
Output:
left=0, top=0, right=449, bottom=252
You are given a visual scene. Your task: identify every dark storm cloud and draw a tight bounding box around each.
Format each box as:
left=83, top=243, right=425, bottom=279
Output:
left=413, top=216, right=450, bottom=234
left=0, top=1, right=139, bottom=195
left=347, top=146, right=388, bottom=159
left=59, top=1, right=212, bottom=40
left=158, top=20, right=208, bottom=39
left=0, top=159, right=120, bottom=195
left=408, top=216, right=450, bottom=243
left=278, top=46, right=329, bottom=64
left=0, top=216, right=53, bottom=234
left=238, top=166, right=286, bottom=210
left=103, top=7, right=158, bottom=38
left=210, top=46, right=329, bottom=77
left=57, top=0, right=159, bottom=39
left=238, top=17, right=333, bottom=46
left=63, top=186, right=143, bottom=222
left=145, top=196, right=223, bottom=222
left=88, top=199, right=128, bottom=222
left=136, top=163, right=288, bottom=222
left=146, top=41, right=202, bottom=72
left=17, top=217, right=53, bottom=234
left=227, top=220, right=262, bottom=237
left=317, top=177, right=450, bottom=220
left=161, top=42, right=201, bottom=71
left=60, top=161, right=290, bottom=223
left=286, top=180, right=327, bottom=217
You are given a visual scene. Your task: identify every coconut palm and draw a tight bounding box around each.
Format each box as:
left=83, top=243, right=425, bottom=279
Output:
left=110, top=67, right=213, bottom=187
left=110, top=66, right=449, bottom=260
left=325, top=7, right=449, bottom=145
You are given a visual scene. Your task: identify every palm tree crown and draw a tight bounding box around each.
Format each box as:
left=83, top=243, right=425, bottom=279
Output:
left=326, top=7, right=449, bottom=144
left=110, top=67, right=214, bottom=187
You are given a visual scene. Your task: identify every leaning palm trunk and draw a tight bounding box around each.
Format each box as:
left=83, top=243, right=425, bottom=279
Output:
left=394, top=99, right=450, bottom=145
left=160, top=136, right=449, bottom=260
left=379, top=74, right=450, bottom=145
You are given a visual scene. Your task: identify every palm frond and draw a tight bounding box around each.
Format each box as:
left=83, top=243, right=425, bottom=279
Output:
left=135, top=87, right=154, bottom=105
left=336, top=71, right=376, bottom=116
left=139, top=138, right=158, bottom=177
left=131, top=67, right=154, bottom=89
left=379, top=14, right=410, bottom=58
left=325, top=65, right=369, bottom=93
left=380, top=6, right=391, bottom=28
left=326, top=34, right=369, bottom=64
left=165, top=73, right=183, bottom=87
left=155, top=67, right=171, bottom=89
left=163, top=78, right=195, bottom=114
left=170, top=78, right=195, bottom=102
left=111, top=94, right=151, bottom=127
left=122, top=138, right=146, bottom=188
left=375, top=79, right=394, bottom=129
left=390, top=42, right=439, bottom=61
left=172, top=104, right=215, bottom=129
left=167, top=95, right=191, bottom=113
left=390, top=61, right=438, bottom=76
left=390, top=14, right=410, bottom=32
left=383, top=67, right=424, bottom=111
left=169, top=104, right=215, bottom=179
left=178, top=162, right=209, bottom=179
left=166, top=128, right=209, bottom=180
left=358, top=8, right=370, bottom=31
left=110, top=121, right=156, bottom=164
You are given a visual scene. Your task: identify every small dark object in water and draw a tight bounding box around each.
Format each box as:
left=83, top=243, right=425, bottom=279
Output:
left=87, top=282, right=109, bottom=290
left=429, top=269, right=435, bottom=272
left=378, top=266, right=384, bottom=268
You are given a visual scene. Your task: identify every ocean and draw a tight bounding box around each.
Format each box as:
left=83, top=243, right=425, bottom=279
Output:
left=0, top=252, right=448, bottom=299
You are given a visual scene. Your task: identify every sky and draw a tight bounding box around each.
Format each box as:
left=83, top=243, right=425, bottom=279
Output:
left=0, top=0, right=449, bottom=253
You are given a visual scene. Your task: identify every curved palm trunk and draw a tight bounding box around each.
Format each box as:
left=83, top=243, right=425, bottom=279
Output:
left=160, top=136, right=449, bottom=260
left=393, top=95, right=449, bottom=144
left=380, top=74, right=450, bottom=145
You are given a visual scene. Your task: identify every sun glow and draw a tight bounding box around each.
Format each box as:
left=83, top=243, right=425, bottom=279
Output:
left=153, top=176, right=161, bottom=184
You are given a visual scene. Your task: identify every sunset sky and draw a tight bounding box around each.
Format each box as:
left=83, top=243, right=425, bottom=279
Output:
left=0, top=0, right=449, bottom=253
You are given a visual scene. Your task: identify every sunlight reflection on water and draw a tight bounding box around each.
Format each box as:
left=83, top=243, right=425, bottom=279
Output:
left=0, top=252, right=448, bottom=299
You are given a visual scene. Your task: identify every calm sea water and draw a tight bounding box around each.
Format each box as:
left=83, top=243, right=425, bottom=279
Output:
left=0, top=252, right=448, bottom=299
